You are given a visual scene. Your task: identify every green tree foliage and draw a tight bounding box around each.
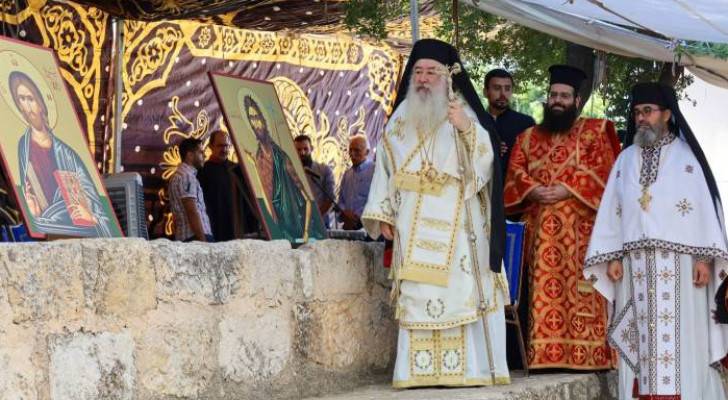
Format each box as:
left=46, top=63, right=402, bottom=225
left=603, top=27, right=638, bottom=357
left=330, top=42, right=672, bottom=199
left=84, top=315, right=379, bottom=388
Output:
left=595, top=55, right=692, bottom=126
left=344, top=0, right=694, bottom=128
left=433, top=1, right=564, bottom=86
left=343, top=0, right=409, bottom=39
left=683, top=42, right=728, bottom=60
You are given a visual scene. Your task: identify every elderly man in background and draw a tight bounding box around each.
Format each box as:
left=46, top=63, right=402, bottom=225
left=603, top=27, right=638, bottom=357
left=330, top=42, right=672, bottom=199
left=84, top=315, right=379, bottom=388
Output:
left=337, top=134, right=375, bottom=230
left=198, top=130, right=258, bottom=241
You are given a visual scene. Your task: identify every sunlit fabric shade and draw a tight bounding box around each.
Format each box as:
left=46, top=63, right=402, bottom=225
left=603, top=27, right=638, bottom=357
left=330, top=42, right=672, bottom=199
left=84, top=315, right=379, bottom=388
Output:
left=519, top=0, right=728, bottom=43
left=464, top=0, right=728, bottom=88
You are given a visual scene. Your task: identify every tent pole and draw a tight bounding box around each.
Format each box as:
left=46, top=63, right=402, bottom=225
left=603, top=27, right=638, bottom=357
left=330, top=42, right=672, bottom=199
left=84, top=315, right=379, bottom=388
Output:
left=113, top=18, right=125, bottom=173
left=453, top=0, right=460, bottom=48
left=409, top=0, right=419, bottom=42
left=101, top=17, right=118, bottom=174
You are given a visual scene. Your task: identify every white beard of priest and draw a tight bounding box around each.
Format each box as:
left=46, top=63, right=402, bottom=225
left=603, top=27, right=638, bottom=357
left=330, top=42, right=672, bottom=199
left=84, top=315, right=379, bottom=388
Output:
left=361, top=39, right=510, bottom=389
left=584, top=82, right=728, bottom=400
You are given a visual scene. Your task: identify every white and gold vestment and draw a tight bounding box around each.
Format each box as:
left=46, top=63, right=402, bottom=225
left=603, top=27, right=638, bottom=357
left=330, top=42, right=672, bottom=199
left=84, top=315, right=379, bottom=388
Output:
left=363, top=98, right=510, bottom=388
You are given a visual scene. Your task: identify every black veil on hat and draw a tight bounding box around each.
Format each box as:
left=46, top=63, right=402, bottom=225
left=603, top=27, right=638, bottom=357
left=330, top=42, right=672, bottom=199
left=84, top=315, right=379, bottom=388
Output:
left=392, top=38, right=505, bottom=273
left=627, top=82, right=723, bottom=223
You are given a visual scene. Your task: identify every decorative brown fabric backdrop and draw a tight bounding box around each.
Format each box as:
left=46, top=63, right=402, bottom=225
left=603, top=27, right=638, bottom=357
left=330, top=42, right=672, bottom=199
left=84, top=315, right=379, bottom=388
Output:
left=0, top=2, right=402, bottom=238
left=120, top=21, right=401, bottom=237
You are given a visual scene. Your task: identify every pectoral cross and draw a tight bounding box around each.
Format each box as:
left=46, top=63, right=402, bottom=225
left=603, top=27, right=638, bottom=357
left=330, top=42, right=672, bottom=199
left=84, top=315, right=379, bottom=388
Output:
left=639, top=187, right=652, bottom=212
left=420, top=161, right=438, bottom=183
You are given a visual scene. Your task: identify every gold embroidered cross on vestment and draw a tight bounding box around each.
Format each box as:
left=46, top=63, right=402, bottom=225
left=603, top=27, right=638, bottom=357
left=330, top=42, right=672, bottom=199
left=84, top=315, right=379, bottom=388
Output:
left=639, top=187, right=652, bottom=212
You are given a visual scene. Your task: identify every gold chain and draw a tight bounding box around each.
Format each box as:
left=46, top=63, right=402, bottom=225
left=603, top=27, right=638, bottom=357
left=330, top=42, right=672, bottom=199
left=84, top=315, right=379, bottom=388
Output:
left=418, top=128, right=437, bottom=165
left=417, top=118, right=446, bottom=182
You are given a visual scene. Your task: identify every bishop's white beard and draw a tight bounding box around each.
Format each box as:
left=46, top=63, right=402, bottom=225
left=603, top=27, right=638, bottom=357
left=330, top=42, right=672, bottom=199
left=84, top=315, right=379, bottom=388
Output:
left=404, top=81, right=448, bottom=134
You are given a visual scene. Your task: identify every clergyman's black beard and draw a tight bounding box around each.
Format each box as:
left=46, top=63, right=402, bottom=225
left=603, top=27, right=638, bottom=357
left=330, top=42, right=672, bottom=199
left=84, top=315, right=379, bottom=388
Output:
left=301, top=155, right=313, bottom=167
left=540, top=103, right=579, bottom=133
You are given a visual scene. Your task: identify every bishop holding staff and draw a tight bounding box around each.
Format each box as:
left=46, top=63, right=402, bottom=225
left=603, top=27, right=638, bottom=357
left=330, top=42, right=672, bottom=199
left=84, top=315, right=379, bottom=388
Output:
left=584, top=82, right=728, bottom=399
left=362, top=39, right=510, bottom=388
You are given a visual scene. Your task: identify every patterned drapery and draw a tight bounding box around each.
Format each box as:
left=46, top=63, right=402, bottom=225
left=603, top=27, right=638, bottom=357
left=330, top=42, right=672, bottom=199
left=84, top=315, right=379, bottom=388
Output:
left=121, top=20, right=401, bottom=236
left=0, top=1, right=402, bottom=238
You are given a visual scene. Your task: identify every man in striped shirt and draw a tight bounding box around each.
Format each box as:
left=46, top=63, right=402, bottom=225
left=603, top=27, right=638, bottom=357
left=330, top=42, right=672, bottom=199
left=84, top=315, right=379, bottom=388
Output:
left=168, top=138, right=213, bottom=242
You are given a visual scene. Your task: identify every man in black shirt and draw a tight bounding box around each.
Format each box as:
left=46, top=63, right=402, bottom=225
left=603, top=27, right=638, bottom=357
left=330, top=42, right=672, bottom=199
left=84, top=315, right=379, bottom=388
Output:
left=482, top=69, right=535, bottom=178
left=482, top=69, right=534, bottom=371
left=198, top=130, right=258, bottom=241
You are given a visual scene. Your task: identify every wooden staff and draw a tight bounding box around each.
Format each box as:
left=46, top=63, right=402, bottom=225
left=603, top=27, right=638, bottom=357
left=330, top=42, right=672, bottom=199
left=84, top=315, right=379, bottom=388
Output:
left=440, top=62, right=497, bottom=383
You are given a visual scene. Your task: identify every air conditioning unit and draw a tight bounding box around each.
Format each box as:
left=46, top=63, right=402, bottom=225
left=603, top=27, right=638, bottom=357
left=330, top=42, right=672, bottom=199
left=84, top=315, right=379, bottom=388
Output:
left=103, top=172, right=148, bottom=239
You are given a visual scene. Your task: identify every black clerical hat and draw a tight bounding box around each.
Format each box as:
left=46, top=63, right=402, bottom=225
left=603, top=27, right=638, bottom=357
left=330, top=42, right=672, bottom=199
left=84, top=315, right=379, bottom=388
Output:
left=631, top=82, right=670, bottom=108
left=548, top=64, right=587, bottom=92
left=406, top=39, right=459, bottom=71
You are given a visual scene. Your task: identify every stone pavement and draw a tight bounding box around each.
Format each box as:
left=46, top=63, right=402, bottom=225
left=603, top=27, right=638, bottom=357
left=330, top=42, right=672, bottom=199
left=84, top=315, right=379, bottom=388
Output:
left=304, top=371, right=618, bottom=400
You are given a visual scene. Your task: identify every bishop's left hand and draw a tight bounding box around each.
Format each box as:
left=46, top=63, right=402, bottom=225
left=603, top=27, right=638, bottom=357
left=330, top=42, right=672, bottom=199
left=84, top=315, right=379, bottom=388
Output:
left=448, top=100, right=471, bottom=132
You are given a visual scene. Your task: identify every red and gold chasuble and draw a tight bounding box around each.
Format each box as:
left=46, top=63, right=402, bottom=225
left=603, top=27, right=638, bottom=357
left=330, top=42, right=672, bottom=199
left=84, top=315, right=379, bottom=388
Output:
left=504, top=118, right=620, bottom=370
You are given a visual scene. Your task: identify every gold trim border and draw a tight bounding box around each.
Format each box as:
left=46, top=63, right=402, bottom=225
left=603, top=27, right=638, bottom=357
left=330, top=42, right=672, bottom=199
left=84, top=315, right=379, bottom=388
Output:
left=393, top=375, right=511, bottom=389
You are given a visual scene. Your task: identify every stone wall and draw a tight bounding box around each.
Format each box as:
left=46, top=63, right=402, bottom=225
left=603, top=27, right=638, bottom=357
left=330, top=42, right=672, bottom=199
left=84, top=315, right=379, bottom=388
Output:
left=0, top=239, right=395, bottom=400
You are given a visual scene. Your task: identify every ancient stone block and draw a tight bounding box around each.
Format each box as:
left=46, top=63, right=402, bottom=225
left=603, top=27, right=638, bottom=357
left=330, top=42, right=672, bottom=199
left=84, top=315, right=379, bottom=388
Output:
left=235, top=239, right=297, bottom=301
left=151, top=239, right=295, bottom=305
left=295, top=296, right=395, bottom=370
left=48, top=330, right=135, bottom=400
left=218, top=306, right=292, bottom=382
left=0, top=325, right=38, bottom=400
left=297, top=241, right=374, bottom=301
left=151, top=239, right=236, bottom=305
left=0, top=241, right=85, bottom=323
left=93, top=239, right=156, bottom=318
left=135, top=303, right=218, bottom=398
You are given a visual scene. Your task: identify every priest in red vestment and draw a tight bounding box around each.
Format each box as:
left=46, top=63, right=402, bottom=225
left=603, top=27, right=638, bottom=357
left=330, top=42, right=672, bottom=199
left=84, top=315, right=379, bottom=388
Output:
left=503, top=65, right=621, bottom=370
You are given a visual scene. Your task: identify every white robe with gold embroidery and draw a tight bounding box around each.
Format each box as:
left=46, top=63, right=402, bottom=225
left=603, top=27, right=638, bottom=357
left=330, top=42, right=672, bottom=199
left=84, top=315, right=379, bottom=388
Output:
left=584, top=136, right=728, bottom=399
left=362, top=99, right=510, bottom=388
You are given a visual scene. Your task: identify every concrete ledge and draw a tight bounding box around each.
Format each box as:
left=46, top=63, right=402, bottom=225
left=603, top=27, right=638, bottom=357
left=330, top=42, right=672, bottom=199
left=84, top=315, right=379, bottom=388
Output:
left=0, top=238, right=396, bottom=400
left=304, top=372, right=618, bottom=400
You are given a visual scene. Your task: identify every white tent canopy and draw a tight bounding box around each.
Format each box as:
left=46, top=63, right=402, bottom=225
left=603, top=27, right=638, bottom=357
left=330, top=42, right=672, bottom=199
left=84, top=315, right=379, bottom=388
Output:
left=518, top=0, right=728, bottom=43
left=463, top=0, right=728, bottom=88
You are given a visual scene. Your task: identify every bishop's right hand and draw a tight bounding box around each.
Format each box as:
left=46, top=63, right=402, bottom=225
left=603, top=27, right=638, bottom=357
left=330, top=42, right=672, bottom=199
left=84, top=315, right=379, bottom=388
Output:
left=448, top=100, right=471, bottom=132
left=380, top=222, right=394, bottom=241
